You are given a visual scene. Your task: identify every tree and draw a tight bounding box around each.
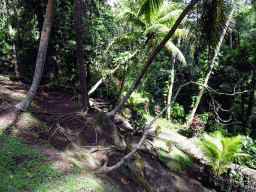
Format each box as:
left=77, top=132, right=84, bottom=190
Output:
left=107, top=0, right=197, bottom=117
left=15, top=0, right=56, bottom=111
left=166, top=36, right=181, bottom=120
left=75, top=0, right=90, bottom=112
left=187, top=2, right=236, bottom=126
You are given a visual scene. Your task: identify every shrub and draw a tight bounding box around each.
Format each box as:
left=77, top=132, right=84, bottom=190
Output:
left=237, top=135, right=256, bottom=168
left=129, top=107, right=147, bottom=134
left=187, top=116, right=205, bottom=137
left=169, top=102, right=185, bottom=121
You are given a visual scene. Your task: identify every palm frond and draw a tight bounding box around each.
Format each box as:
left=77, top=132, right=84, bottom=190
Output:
left=137, top=0, right=163, bottom=23
left=165, top=41, right=186, bottom=64
left=173, top=28, right=194, bottom=39
left=121, top=10, right=146, bottom=29
left=144, top=23, right=169, bottom=37
left=154, top=2, right=185, bottom=21
left=157, top=9, right=183, bottom=26
left=198, top=0, right=233, bottom=48
left=107, top=32, right=142, bottom=49
left=199, top=131, right=250, bottom=177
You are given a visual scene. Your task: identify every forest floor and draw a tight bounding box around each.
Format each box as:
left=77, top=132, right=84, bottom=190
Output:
left=0, top=73, right=214, bottom=191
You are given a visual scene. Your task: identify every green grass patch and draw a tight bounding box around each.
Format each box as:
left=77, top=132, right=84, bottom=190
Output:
left=38, top=172, right=120, bottom=192
left=0, top=134, right=60, bottom=192
left=0, top=134, right=121, bottom=192
left=144, top=114, right=183, bottom=135
left=153, top=140, right=191, bottom=171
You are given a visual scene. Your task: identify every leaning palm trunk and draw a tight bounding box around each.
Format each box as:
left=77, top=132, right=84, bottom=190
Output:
left=166, top=37, right=181, bottom=120
left=15, top=0, right=56, bottom=111
left=6, top=0, right=18, bottom=76
left=186, top=4, right=236, bottom=126
left=107, top=0, right=199, bottom=117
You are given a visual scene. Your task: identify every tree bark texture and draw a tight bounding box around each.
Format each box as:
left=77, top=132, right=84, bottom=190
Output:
left=166, top=37, right=181, bottom=120
left=75, top=0, right=90, bottom=112
left=107, top=0, right=200, bottom=117
left=15, top=0, right=56, bottom=111
left=186, top=3, right=236, bottom=126
left=245, top=66, right=256, bottom=130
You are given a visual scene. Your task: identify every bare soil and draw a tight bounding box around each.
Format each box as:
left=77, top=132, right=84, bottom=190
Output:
left=0, top=74, right=210, bottom=192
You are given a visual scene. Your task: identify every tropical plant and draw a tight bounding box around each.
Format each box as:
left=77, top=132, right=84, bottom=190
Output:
left=187, top=115, right=205, bottom=137
left=187, top=1, right=237, bottom=125
left=198, top=131, right=250, bottom=178
left=113, top=1, right=187, bottom=63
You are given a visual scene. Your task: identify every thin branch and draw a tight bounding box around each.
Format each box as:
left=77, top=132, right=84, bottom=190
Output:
left=96, top=80, right=249, bottom=173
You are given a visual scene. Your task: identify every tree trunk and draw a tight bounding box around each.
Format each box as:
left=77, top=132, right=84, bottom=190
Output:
left=107, top=0, right=200, bottom=117
left=245, top=67, right=256, bottom=130
left=6, top=0, right=18, bottom=76
left=229, top=31, right=232, bottom=51
left=116, top=61, right=129, bottom=107
left=75, top=0, right=90, bottom=112
left=186, top=4, right=236, bottom=126
left=166, top=37, right=181, bottom=120
left=15, top=0, right=56, bottom=111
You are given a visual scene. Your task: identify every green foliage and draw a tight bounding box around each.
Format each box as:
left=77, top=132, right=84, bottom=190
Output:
left=198, top=131, right=250, bottom=177
left=125, top=91, right=149, bottom=107
left=129, top=106, right=147, bottom=133
left=236, top=136, right=256, bottom=169
left=155, top=125, right=162, bottom=135
left=207, top=168, right=256, bottom=192
left=169, top=102, right=184, bottom=121
left=187, top=116, right=205, bottom=137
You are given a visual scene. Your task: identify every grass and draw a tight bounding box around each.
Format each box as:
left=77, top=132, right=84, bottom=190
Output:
left=152, top=139, right=192, bottom=171
left=0, top=134, right=120, bottom=192
left=144, top=114, right=184, bottom=135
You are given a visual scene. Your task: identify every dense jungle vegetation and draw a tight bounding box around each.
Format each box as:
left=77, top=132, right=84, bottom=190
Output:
left=1, top=0, right=256, bottom=191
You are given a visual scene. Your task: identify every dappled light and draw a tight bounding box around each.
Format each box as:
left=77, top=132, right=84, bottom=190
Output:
left=1, top=0, right=256, bottom=191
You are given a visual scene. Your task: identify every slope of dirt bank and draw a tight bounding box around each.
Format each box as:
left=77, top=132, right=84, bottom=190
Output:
left=0, top=74, right=210, bottom=191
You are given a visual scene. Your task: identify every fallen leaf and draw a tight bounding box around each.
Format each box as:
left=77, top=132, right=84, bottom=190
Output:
left=26, top=172, right=33, bottom=178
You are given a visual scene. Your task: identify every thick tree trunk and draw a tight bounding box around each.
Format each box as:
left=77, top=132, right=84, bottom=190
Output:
left=166, top=37, right=181, bottom=120
left=6, top=0, right=18, bottom=76
left=75, top=0, right=90, bottom=112
left=107, top=0, right=200, bottom=117
left=15, top=0, right=56, bottom=111
left=186, top=4, right=235, bottom=126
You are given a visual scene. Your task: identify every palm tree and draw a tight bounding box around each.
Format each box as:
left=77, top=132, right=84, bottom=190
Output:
left=198, top=131, right=250, bottom=177
left=187, top=1, right=236, bottom=126
left=107, top=0, right=189, bottom=116
left=15, top=0, right=56, bottom=111
left=106, top=0, right=199, bottom=116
